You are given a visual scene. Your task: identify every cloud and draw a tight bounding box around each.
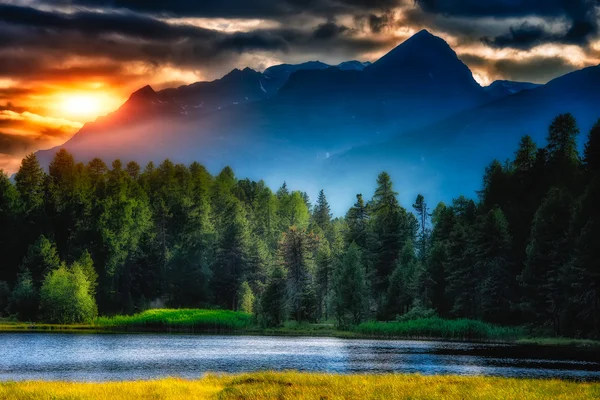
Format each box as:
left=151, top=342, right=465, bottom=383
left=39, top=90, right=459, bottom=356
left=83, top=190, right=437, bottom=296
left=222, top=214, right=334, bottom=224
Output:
left=460, top=53, right=579, bottom=83
left=42, top=0, right=405, bottom=18
left=414, top=0, right=600, bottom=49
left=313, top=21, right=349, bottom=39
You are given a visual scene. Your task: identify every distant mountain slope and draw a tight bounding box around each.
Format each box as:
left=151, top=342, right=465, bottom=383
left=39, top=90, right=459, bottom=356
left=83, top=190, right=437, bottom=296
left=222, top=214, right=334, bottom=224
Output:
left=484, top=80, right=542, bottom=100
left=325, top=65, right=600, bottom=210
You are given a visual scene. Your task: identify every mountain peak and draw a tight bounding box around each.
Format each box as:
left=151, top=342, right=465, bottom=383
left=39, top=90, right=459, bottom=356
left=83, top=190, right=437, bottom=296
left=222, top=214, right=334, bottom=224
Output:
left=129, top=85, right=156, bottom=101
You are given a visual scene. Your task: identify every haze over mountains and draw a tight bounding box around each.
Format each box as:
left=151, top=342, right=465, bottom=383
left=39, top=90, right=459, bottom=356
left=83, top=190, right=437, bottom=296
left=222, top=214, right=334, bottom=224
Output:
left=36, top=30, right=600, bottom=213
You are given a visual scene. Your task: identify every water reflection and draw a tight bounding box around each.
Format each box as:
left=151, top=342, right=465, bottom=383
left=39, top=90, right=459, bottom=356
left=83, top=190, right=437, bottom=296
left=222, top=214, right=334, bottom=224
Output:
left=0, top=333, right=598, bottom=381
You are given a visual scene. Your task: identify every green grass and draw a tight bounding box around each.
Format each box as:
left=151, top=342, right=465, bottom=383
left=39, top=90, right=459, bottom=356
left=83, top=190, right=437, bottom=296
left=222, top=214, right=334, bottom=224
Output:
left=517, top=337, right=600, bottom=348
left=1, top=372, right=598, bottom=399
left=353, top=317, right=524, bottom=341
left=95, top=309, right=254, bottom=332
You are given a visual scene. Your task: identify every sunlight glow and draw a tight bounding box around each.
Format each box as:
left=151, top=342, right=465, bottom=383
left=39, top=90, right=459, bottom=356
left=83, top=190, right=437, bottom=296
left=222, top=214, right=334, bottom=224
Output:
left=61, top=95, right=101, bottom=116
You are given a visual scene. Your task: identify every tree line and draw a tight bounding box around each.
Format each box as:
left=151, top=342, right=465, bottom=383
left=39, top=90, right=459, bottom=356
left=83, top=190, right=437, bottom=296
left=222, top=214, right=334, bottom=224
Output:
left=0, top=113, right=599, bottom=337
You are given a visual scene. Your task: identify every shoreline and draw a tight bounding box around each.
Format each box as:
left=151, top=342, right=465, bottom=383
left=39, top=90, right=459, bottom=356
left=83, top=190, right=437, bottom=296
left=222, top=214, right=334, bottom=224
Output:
left=1, top=322, right=599, bottom=349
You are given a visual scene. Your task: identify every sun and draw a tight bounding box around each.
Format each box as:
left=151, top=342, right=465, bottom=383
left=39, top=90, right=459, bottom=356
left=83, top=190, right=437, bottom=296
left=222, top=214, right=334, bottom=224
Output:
left=61, top=95, right=101, bottom=117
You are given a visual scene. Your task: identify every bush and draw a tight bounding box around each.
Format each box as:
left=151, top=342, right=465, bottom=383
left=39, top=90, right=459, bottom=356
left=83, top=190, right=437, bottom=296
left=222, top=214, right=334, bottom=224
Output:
left=40, top=265, right=97, bottom=324
left=396, top=300, right=437, bottom=322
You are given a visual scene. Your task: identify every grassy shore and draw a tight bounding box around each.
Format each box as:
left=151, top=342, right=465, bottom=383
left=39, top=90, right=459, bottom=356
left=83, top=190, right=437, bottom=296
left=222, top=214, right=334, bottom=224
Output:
left=2, top=309, right=600, bottom=348
left=1, top=372, right=599, bottom=399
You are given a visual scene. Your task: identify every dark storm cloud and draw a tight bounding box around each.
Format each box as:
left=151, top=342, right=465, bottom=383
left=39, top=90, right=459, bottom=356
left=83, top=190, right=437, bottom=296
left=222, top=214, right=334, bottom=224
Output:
left=0, top=3, right=393, bottom=77
left=313, top=21, right=349, bottom=39
left=43, top=0, right=404, bottom=18
left=414, top=0, right=600, bottom=49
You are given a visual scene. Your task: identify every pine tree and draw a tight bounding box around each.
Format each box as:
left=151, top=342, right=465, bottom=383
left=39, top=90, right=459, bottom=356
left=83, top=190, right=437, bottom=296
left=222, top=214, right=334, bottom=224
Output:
left=332, top=243, right=367, bottom=328
left=8, top=270, right=38, bottom=321
left=513, top=135, right=537, bottom=173
left=477, top=208, right=514, bottom=324
left=315, top=241, right=333, bottom=320
left=370, top=172, right=408, bottom=309
left=0, top=171, right=21, bottom=282
left=412, top=194, right=430, bottom=261
left=521, top=187, right=573, bottom=335
left=313, top=189, right=332, bottom=232
left=346, top=194, right=370, bottom=249
left=546, top=113, right=581, bottom=190
left=583, top=120, right=600, bottom=174
left=14, top=153, right=45, bottom=216
left=569, top=176, right=600, bottom=337
left=21, top=235, right=61, bottom=287
left=426, top=242, right=447, bottom=316
left=281, top=226, right=316, bottom=322
left=385, top=240, right=418, bottom=319
left=212, top=201, right=249, bottom=310
left=259, top=265, right=287, bottom=327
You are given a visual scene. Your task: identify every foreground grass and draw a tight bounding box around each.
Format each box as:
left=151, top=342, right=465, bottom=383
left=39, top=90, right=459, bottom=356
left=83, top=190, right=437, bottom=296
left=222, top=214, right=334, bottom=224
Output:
left=1, top=372, right=599, bottom=399
left=354, top=317, right=524, bottom=341
left=95, top=309, right=254, bottom=332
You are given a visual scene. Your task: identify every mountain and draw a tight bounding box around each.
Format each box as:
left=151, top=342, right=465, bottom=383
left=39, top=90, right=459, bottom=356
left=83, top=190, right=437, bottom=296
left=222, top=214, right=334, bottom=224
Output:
left=158, top=67, right=268, bottom=113
left=484, top=80, right=541, bottom=100
left=35, top=30, right=599, bottom=213
left=326, top=65, right=600, bottom=210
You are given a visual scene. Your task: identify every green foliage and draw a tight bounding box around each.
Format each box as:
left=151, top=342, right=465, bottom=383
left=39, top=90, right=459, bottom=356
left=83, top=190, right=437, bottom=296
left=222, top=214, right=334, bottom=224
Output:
left=238, top=281, right=255, bottom=314
left=0, top=281, right=10, bottom=316
left=1, top=115, right=600, bottom=339
left=95, top=308, right=253, bottom=331
left=282, top=227, right=316, bottom=322
left=8, top=271, right=38, bottom=321
left=354, top=318, right=523, bottom=340
left=259, top=265, right=287, bottom=327
left=21, top=235, right=61, bottom=286
left=332, top=243, right=368, bottom=328
left=40, top=264, right=97, bottom=324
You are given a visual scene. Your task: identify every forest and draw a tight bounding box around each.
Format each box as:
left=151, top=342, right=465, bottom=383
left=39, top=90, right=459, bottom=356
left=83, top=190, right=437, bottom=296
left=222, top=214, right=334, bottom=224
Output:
left=0, top=113, right=599, bottom=339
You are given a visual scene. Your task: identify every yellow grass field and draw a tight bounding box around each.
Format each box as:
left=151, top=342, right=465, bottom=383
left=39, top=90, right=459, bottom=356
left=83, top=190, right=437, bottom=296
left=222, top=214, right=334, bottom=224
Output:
left=1, top=372, right=599, bottom=400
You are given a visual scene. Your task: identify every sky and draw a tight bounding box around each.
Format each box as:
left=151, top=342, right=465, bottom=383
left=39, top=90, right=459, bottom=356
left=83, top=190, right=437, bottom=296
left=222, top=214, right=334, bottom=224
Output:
left=1, top=0, right=600, bottom=173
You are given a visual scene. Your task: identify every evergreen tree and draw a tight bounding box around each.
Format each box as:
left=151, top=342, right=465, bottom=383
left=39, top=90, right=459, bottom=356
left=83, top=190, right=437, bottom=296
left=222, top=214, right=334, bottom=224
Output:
left=385, top=240, right=418, bottom=318
left=370, top=172, right=407, bottom=310
left=14, top=153, right=45, bottom=216
left=21, top=235, right=61, bottom=287
left=477, top=208, right=514, bottom=324
left=259, top=265, right=287, bottom=327
left=332, top=243, right=367, bottom=328
left=315, top=241, right=333, bottom=320
left=583, top=120, right=600, bottom=174
left=521, top=187, right=573, bottom=335
left=8, top=270, right=38, bottom=321
left=0, top=171, right=21, bottom=282
left=412, top=194, right=430, bottom=261
left=546, top=113, right=580, bottom=190
left=426, top=242, right=447, bottom=316
left=313, top=189, right=332, bottom=231
left=281, top=226, right=316, bottom=322
left=212, top=201, right=249, bottom=310
left=569, top=177, right=600, bottom=337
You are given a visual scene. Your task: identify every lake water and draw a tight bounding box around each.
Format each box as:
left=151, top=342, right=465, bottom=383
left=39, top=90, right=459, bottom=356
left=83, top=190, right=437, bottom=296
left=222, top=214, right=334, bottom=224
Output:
left=1, top=333, right=599, bottom=381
